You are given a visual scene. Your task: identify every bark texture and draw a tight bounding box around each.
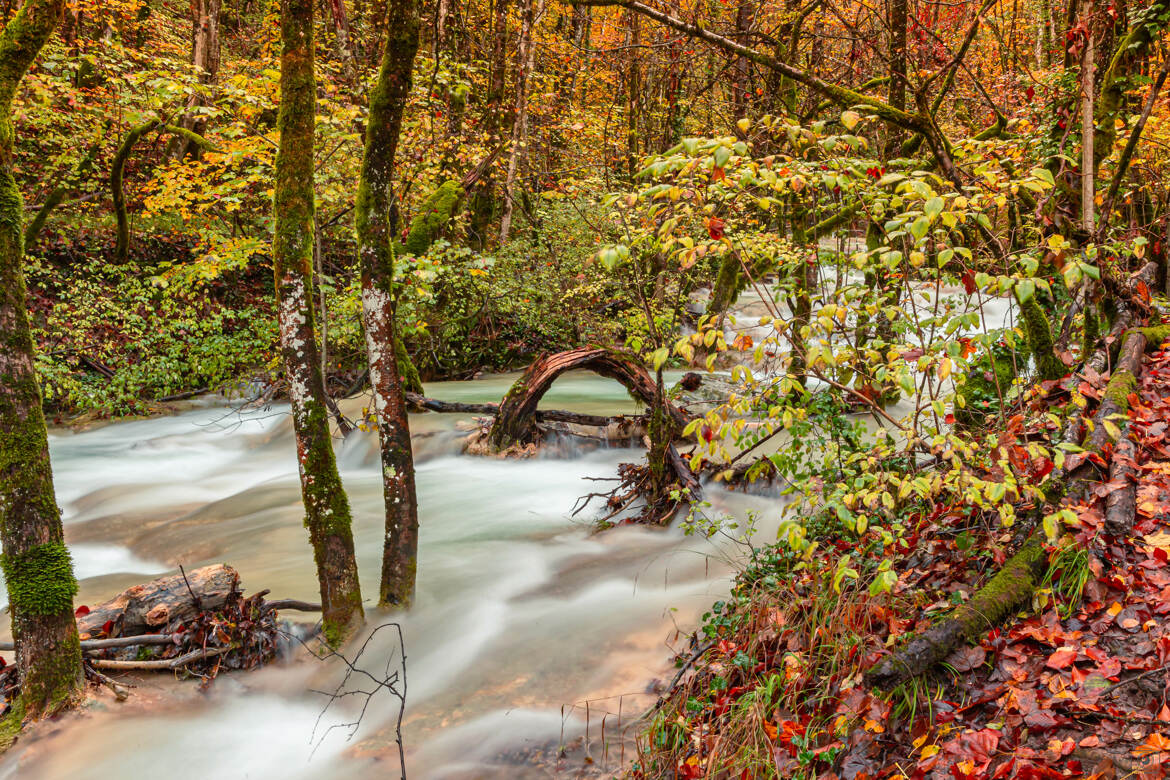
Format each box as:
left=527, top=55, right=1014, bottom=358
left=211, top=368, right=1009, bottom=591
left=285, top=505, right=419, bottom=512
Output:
left=76, top=564, right=239, bottom=638
left=0, top=0, right=85, bottom=721
left=355, top=0, right=422, bottom=609
left=274, top=0, right=363, bottom=642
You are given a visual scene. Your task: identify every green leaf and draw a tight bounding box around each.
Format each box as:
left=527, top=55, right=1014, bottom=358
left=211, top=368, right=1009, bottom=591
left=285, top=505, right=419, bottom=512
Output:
left=1015, top=278, right=1035, bottom=303
left=1031, top=167, right=1055, bottom=187
left=910, top=215, right=930, bottom=241
left=924, top=197, right=944, bottom=220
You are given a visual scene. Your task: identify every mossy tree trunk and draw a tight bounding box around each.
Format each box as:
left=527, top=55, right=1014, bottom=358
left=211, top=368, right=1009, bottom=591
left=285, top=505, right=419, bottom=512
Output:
left=274, top=0, right=363, bottom=642
left=0, top=0, right=85, bottom=720
left=355, top=0, right=422, bottom=609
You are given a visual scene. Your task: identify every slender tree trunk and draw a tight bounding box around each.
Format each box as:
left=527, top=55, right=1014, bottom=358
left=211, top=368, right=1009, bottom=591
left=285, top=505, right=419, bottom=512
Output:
left=274, top=0, right=363, bottom=642
left=1080, top=0, right=1095, bottom=233
left=731, top=0, right=755, bottom=131
left=625, top=9, right=640, bottom=179
left=355, top=0, right=422, bottom=608
left=0, top=0, right=85, bottom=722
left=499, top=0, right=540, bottom=242
left=171, top=0, right=221, bottom=159
left=887, top=0, right=908, bottom=153
left=468, top=0, right=508, bottom=249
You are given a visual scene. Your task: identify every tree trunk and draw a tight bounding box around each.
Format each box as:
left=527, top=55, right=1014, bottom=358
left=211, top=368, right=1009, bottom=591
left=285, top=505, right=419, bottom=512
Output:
left=467, top=0, right=508, bottom=249
left=274, top=0, right=363, bottom=642
left=887, top=0, right=908, bottom=152
left=498, top=0, right=540, bottom=242
left=0, top=0, right=85, bottom=721
left=170, top=0, right=221, bottom=160
left=355, top=0, right=422, bottom=609
left=113, top=121, right=215, bottom=263
left=731, top=0, right=755, bottom=131
left=624, top=10, right=640, bottom=179
left=1080, top=0, right=1095, bottom=233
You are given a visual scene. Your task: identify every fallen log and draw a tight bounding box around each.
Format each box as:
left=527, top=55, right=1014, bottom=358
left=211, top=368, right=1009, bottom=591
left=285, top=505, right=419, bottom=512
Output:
left=1105, top=431, right=1138, bottom=536
left=76, top=564, right=239, bottom=638
left=867, top=533, right=1047, bottom=686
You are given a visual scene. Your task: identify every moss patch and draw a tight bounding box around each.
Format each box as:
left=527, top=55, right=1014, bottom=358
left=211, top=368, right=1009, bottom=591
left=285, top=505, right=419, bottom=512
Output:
left=0, top=542, right=78, bottom=617
left=402, top=180, right=463, bottom=257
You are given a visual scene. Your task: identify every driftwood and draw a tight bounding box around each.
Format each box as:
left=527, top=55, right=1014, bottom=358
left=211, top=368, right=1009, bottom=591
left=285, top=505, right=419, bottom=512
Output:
left=487, top=347, right=690, bottom=450
left=90, top=646, right=232, bottom=671
left=76, top=564, right=239, bottom=639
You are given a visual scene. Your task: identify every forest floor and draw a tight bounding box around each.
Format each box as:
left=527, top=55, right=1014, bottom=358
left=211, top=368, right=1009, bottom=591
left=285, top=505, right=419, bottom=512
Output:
left=624, top=335, right=1170, bottom=779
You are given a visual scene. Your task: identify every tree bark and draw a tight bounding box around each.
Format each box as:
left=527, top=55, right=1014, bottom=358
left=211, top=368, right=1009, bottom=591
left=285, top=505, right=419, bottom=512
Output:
left=468, top=0, right=509, bottom=249
left=498, top=0, right=540, bottom=242
left=76, top=564, right=240, bottom=638
left=274, top=0, right=363, bottom=642
left=355, top=0, right=421, bottom=609
left=170, top=0, right=221, bottom=160
left=0, top=0, right=85, bottom=721
left=886, top=0, right=908, bottom=153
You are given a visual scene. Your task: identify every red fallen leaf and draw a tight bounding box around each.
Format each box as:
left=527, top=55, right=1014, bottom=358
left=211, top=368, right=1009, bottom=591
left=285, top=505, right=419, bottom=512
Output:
left=74, top=605, right=90, bottom=617
left=1024, top=707, right=1061, bottom=730
left=711, top=165, right=727, bottom=182
left=706, top=217, right=725, bottom=240
left=1045, top=646, right=1078, bottom=669
left=962, top=270, right=977, bottom=295
left=1079, top=735, right=1101, bottom=748
left=1026, top=85, right=1036, bottom=100
left=101, top=620, right=114, bottom=638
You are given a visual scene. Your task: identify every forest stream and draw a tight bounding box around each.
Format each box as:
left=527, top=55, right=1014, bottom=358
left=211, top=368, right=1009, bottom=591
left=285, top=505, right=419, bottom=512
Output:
left=0, top=372, right=778, bottom=779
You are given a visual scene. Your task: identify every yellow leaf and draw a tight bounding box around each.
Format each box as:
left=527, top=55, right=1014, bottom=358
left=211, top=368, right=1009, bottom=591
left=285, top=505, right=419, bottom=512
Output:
left=921, top=744, right=940, bottom=759
left=1143, top=531, right=1170, bottom=552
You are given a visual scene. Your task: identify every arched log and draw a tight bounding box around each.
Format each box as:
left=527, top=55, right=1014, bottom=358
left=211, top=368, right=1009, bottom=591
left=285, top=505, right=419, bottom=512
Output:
left=487, top=347, right=690, bottom=450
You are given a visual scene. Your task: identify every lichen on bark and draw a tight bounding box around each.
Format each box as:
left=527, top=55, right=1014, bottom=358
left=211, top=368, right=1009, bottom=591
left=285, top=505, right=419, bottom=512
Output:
left=273, top=0, right=363, bottom=641
left=354, top=0, right=422, bottom=608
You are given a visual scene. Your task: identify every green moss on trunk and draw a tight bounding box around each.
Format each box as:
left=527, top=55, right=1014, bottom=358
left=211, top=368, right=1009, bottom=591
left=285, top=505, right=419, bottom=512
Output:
left=0, top=0, right=84, bottom=724
left=274, top=0, right=362, bottom=642
left=1018, top=294, right=1065, bottom=380
left=401, top=180, right=463, bottom=257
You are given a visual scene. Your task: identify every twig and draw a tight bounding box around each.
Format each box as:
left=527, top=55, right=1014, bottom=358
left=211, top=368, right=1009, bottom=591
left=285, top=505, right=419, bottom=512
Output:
left=90, top=645, right=231, bottom=671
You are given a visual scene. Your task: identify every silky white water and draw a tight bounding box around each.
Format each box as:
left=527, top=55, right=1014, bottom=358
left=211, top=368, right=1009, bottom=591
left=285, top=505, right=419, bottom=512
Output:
left=0, top=373, right=771, bottom=780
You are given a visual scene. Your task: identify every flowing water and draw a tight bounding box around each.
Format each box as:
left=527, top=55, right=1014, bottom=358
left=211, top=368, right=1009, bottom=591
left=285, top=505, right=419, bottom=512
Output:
left=0, top=278, right=1018, bottom=779
left=0, top=372, right=776, bottom=780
